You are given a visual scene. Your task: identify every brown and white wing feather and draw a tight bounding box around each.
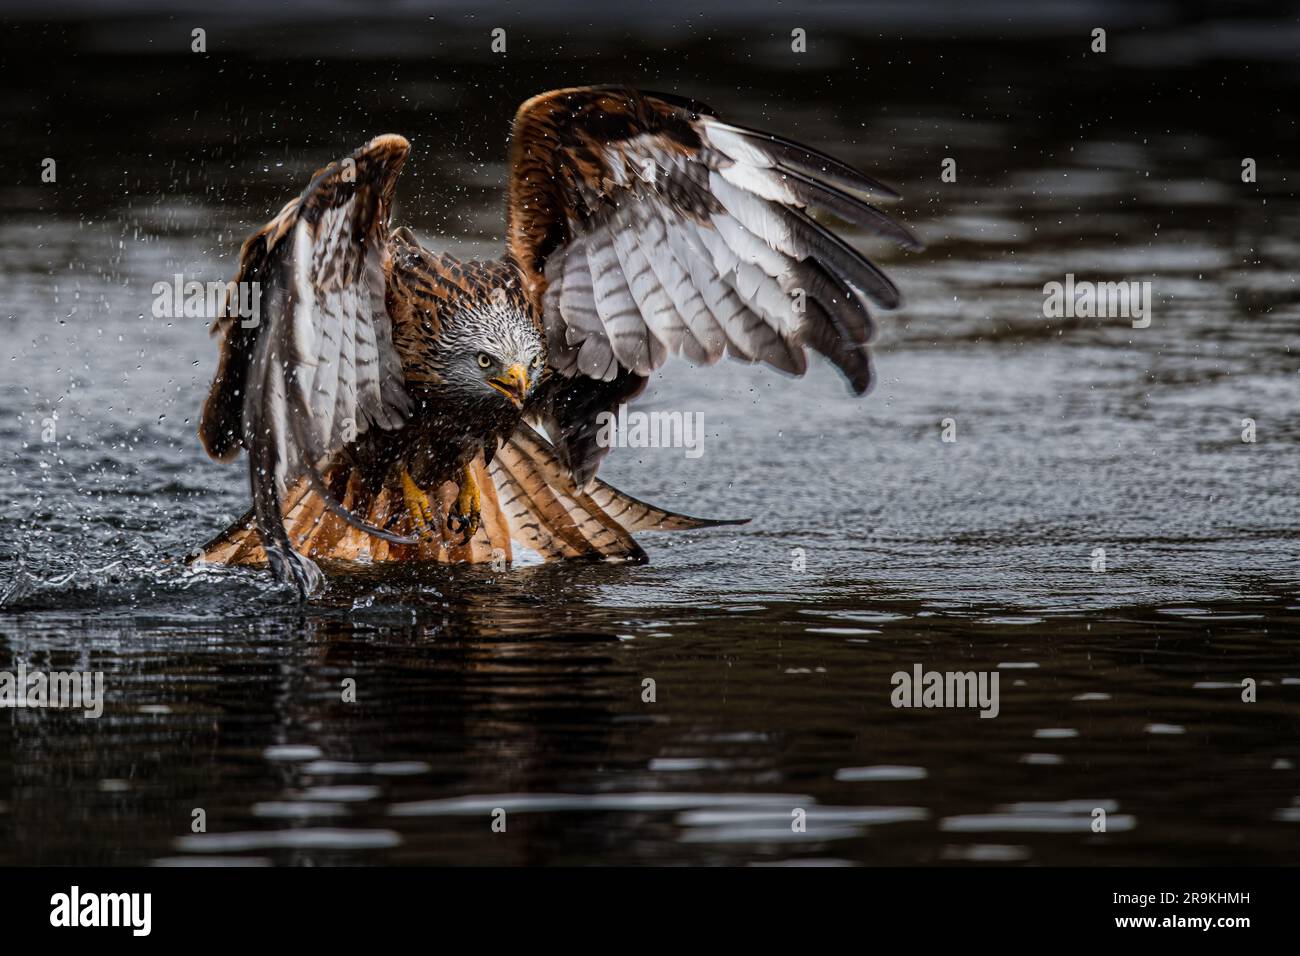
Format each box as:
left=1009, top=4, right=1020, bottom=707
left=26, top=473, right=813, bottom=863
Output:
left=272, top=141, right=412, bottom=466
left=509, top=87, right=919, bottom=487
left=199, top=134, right=414, bottom=594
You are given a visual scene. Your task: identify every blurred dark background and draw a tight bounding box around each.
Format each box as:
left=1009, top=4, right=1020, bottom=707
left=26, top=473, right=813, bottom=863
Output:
left=2, top=0, right=1297, bottom=230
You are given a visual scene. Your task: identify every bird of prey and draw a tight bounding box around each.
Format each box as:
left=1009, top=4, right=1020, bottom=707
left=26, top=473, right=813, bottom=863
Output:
left=195, top=86, right=918, bottom=596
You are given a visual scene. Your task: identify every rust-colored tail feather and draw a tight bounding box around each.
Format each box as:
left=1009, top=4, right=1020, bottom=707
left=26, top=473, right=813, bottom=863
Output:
left=194, top=425, right=744, bottom=570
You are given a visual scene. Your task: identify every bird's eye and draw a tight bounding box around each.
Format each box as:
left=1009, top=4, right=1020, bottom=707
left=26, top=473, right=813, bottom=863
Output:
left=476, top=353, right=492, bottom=369
left=531, top=355, right=543, bottom=370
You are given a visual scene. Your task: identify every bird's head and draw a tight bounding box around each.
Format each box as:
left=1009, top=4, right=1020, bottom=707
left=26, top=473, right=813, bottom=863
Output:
left=435, top=300, right=546, bottom=411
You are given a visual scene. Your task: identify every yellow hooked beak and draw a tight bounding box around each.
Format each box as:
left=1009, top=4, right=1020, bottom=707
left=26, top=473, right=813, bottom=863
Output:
left=487, top=362, right=530, bottom=408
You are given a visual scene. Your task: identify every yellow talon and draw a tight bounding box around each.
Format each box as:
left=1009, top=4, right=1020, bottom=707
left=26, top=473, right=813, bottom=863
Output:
left=448, top=464, right=481, bottom=544
left=401, top=468, right=438, bottom=542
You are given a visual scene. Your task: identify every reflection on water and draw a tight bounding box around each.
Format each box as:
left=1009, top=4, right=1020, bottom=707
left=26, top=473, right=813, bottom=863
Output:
left=3, top=581, right=1299, bottom=865
left=1, top=14, right=1299, bottom=864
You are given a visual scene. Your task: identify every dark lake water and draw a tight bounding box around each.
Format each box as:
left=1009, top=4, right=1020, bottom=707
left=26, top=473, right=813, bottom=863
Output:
left=1, top=10, right=1299, bottom=865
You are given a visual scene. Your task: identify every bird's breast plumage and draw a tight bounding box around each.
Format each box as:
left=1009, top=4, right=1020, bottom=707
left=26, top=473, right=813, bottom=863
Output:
left=373, top=230, right=542, bottom=489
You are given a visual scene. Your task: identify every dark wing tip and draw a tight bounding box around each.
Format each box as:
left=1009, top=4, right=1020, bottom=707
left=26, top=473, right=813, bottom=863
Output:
left=710, top=118, right=903, bottom=202
left=683, top=514, right=752, bottom=527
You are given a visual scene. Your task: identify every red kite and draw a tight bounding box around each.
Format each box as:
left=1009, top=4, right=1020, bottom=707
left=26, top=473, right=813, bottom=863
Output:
left=195, top=87, right=916, bottom=595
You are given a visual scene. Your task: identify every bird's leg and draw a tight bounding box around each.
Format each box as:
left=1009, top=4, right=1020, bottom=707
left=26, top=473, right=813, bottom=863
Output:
left=400, top=467, right=439, bottom=543
left=447, top=463, right=482, bottom=545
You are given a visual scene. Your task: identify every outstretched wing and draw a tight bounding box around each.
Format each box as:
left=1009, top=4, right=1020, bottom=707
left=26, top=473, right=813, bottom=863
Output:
left=508, top=86, right=919, bottom=486
left=198, top=134, right=414, bottom=594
